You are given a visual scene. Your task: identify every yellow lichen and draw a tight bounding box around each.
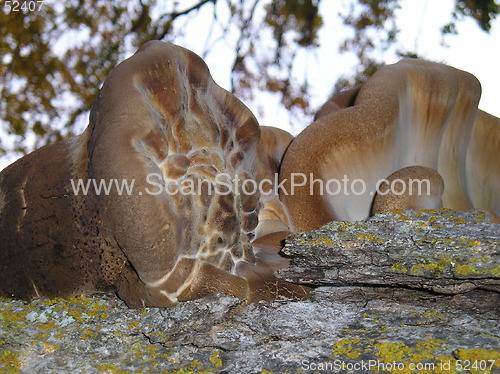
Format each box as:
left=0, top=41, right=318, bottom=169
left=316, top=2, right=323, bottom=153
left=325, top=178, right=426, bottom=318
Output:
left=374, top=340, right=447, bottom=373
left=99, top=364, right=130, bottom=373
left=453, top=348, right=500, bottom=374
left=331, top=335, right=500, bottom=374
left=36, top=321, right=57, bottom=330
left=40, top=298, right=64, bottom=306
left=333, top=338, right=362, bottom=359
left=0, top=305, right=29, bottom=324
left=33, top=332, right=49, bottom=340
left=300, top=233, right=337, bottom=246
left=355, top=233, right=385, bottom=243
left=209, top=350, right=223, bottom=369
left=0, top=350, right=21, bottom=374
left=409, top=258, right=451, bottom=276
left=81, top=329, right=99, bottom=340
left=491, top=265, right=500, bottom=277
left=449, top=217, right=467, bottom=224
left=473, top=212, right=489, bottom=222
left=421, top=310, right=444, bottom=320
left=42, top=342, right=60, bottom=353
left=455, top=263, right=480, bottom=276
left=128, top=321, right=140, bottom=330
left=391, top=262, right=408, bottom=273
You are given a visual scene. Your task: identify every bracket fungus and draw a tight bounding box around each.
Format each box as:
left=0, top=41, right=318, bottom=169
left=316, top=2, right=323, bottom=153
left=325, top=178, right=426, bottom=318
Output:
left=280, top=59, right=500, bottom=230
left=0, top=41, right=498, bottom=307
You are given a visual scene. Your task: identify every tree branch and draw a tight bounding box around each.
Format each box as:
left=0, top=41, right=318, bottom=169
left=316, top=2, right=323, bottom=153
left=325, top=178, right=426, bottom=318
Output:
left=153, top=0, right=217, bottom=41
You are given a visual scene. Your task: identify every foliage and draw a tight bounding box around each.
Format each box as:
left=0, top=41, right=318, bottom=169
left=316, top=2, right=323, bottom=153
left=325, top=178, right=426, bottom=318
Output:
left=0, top=0, right=498, bottom=157
left=1, top=0, right=155, bottom=154
left=335, top=0, right=400, bottom=92
left=443, top=0, right=499, bottom=34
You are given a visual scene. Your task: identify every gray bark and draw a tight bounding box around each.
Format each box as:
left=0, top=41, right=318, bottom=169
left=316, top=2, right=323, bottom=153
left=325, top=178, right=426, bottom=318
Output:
left=1, top=209, right=499, bottom=373
left=278, top=210, right=500, bottom=295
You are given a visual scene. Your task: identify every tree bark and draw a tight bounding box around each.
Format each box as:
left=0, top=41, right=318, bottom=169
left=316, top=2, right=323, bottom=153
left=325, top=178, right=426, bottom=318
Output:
left=278, top=209, right=500, bottom=294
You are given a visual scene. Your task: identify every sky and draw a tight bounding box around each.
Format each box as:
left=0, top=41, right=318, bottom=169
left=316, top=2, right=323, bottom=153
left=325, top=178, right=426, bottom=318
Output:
left=394, top=0, right=500, bottom=119
left=1, top=0, right=499, bottom=170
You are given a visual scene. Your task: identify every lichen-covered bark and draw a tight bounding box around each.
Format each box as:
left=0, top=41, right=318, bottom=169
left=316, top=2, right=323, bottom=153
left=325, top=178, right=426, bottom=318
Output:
left=1, top=288, right=498, bottom=373
left=0, top=210, right=499, bottom=373
left=279, top=209, right=500, bottom=294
